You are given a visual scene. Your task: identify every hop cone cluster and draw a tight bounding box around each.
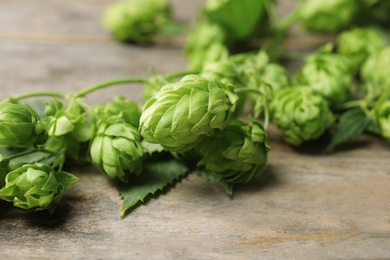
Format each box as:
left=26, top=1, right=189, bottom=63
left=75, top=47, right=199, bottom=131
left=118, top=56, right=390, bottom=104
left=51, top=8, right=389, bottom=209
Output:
left=0, top=102, right=46, bottom=148
left=0, top=163, right=78, bottom=213
left=197, top=119, right=269, bottom=184
left=270, top=86, right=335, bottom=146
left=139, top=75, right=238, bottom=152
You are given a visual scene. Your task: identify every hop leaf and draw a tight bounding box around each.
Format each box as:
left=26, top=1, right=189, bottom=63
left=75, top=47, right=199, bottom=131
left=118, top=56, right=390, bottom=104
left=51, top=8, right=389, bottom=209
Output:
left=139, top=75, right=238, bottom=152
left=0, top=163, right=78, bottom=213
left=203, top=0, right=270, bottom=41
left=270, top=86, right=335, bottom=146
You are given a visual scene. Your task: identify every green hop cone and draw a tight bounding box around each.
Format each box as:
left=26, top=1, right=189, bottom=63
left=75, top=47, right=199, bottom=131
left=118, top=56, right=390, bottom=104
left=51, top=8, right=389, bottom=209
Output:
left=374, top=91, right=390, bottom=142
left=361, top=46, right=390, bottom=93
left=90, top=95, right=141, bottom=128
left=184, top=21, right=229, bottom=70
left=298, top=0, right=360, bottom=32
left=139, top=75, right=238, bottom=152
left=337, top=27, right=387, bottom=71
left=296, top=45, right=353, bottom=108
left=197, top=119, right=269, bottom=184
left=102, top=0, right=171, bottom=43
left=90, top=118, right=144, bottom=183
left=270, top=86, right=335, bottom=146
left=0, top=163, right=78, bottom=213
left=0, top=102, right=47, bottom=148
left=143, top=74, right=170, bottom=103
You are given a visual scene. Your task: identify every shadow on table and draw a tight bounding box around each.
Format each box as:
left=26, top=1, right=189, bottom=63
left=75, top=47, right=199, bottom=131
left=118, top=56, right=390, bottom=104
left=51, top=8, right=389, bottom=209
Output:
left=233, top=164, right=282, bottom=194
left=0, top=195, right=74, bottom=229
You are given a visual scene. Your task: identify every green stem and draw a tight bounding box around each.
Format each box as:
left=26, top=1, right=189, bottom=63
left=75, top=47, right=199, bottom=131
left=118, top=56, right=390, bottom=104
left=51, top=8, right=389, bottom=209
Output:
left=12, top=91, right=66, bottom=101
left=75, top=77, right=150, bottom=98
left=163, top=70, right=199, bottom=81
left=339, top=99, right=364, bottom=110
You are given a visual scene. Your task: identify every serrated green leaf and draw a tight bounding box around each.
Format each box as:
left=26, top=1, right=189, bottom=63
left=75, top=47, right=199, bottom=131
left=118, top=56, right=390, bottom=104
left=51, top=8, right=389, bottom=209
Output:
left=326, top=108, right=372, bottom=151
left=197, top=169, right=233, bottom=196
left=117, top=154, right=189, bottom=218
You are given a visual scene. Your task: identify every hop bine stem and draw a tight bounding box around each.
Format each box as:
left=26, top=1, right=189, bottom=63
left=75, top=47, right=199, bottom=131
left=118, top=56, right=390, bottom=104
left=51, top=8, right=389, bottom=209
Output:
left=12, top=91, right=66, bottom=101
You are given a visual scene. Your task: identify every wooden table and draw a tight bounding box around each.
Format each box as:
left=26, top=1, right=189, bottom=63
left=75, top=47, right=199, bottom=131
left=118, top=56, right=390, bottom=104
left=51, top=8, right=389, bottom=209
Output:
left=1, top=1, right=389, bottom=259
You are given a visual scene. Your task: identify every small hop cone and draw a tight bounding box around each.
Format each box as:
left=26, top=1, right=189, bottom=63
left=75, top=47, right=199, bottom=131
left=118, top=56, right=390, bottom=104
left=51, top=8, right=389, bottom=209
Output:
left=139, top=75, right=238, bottom=152
left=270, top=86, right=335, bottom=146
left=361, top=46, right=390, bottom=94
left=102, top=0, right=171, bottom=43
left=0, top=163, right=78, bottom=213
left=337, top=27, right=386, bottom=71
left=197, top=119, right=269, bottom=184
left=298, top=0, right=360, bottom=32
left=0, top=102, right=47, bottom=148
left=90, top=119, right=144, bottom=183
left=296, top=45, right=353, bottom=108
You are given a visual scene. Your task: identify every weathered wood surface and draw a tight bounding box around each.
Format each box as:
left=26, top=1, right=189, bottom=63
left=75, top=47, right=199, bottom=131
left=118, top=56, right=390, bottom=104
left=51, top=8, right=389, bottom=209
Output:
left=0, top=1, right=389, bottom=259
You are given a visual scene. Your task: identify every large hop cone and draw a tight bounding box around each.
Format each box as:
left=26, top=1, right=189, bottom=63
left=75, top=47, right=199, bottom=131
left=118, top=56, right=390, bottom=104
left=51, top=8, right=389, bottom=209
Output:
left=139, top=75, right=238, bottom=152
left=197, top=118, right=269, bottom=184
left=270, top=86, right=335, bottom=146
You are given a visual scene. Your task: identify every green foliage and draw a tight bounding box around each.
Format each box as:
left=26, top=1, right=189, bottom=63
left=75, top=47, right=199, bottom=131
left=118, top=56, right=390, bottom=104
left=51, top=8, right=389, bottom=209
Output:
left=117, top=154, right=189, bottom=218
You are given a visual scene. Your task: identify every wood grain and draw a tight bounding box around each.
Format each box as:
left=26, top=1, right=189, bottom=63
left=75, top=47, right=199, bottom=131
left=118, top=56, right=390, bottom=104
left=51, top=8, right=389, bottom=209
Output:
left=0, top=1, right=389, bottom=259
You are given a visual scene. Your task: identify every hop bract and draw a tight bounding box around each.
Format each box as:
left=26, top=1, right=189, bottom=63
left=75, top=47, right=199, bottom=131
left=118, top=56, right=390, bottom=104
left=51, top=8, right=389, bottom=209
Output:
left=337, top=27, right=386, bottom=71
left=374, top=91, right=390, bottom=142
left=270, top=86, right=335, bottom=146
left=298, top=0, right=359, bottom=32
left=296, top=45, right=353, bottom=108
left=197, top=119, right=269, bottom=184
left=90, top=118, right=144, bottom=183
left=102, top=0, right=171, bottom=43
left=139, top=75, right=238, bottom=152
left=0, top=163, right=78, bottom=213
left=0, top=102, right=46, bottom=148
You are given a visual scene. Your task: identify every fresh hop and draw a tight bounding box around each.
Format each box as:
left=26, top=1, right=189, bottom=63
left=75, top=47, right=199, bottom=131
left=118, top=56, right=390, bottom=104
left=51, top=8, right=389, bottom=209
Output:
left=361, top=46, right=390, bottom=93
left=90, top=98, right=143, bottom=183
left=298, top=0, right=359, bottom=32
left=139, top=75, right=238, bottom=152
left=0, top=163, right=78, bottom=213
left=197, top=119, right=269, bottom=184
left=337, top=27, right=386, bottom=71
left=295, top=45, right=353, bottom=108
left=270, top=86, right=335, bottom=146
left=0, top=102, right=47, bottom=148
left=102, top=0, right=171, bottom=43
